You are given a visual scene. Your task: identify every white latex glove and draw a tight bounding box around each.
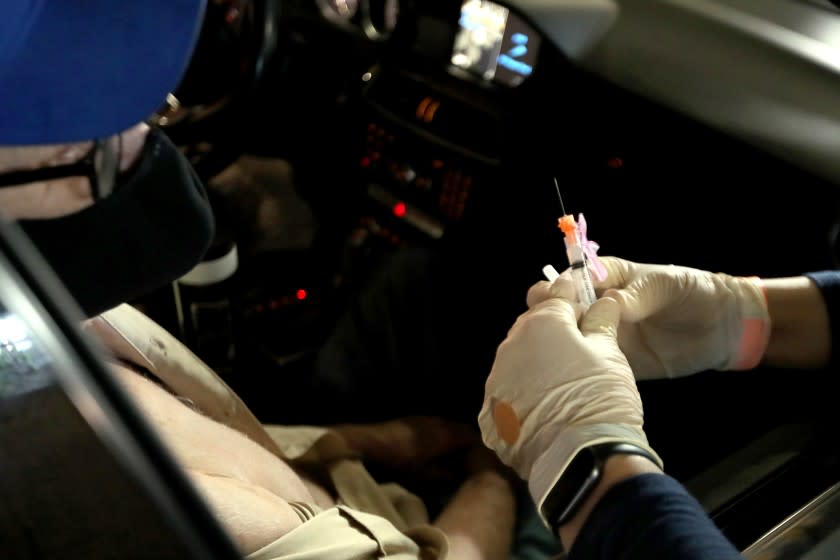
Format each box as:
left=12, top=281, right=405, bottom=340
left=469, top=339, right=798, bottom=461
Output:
left=529, top=258, right=770, bottom=380
left=479, top=275, right=662, bottom=510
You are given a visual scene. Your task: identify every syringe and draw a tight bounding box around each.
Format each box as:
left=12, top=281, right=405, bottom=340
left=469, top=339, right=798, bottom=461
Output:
left=558, top=214, right=598, bottom=308
left=551, top=178, right=598, bottom=308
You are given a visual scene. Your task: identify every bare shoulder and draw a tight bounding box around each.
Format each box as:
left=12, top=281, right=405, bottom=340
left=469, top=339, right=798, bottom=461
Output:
left=187, top=469, right=304, bottom=555
left=105, top=363, right=318, bottom=553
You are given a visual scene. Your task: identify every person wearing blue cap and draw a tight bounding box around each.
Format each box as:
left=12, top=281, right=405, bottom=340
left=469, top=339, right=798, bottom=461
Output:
left=0, top=0, right=216, bottom=317
left=0, top=2, right=528, bottom=560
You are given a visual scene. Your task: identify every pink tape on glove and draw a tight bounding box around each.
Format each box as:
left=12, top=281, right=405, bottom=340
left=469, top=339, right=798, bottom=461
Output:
left=732, top=277, right=770, bottom=370
left=578, top=213, right=608, bottom=282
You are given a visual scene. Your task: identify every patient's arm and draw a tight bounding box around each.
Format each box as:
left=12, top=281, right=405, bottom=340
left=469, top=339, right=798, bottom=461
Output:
left=336, top=418, right=517, bottom=559
left=332, top=416, right=477, bottom=467
left=433, top=469, right=517, bottom=560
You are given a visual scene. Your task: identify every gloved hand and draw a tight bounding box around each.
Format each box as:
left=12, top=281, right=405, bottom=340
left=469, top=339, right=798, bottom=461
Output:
left=528, top=257, right=771, bottom=379
left=479, top=275, right=662, bottom=508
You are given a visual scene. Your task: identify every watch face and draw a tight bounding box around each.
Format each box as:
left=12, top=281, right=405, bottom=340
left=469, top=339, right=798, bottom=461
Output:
left=540, top=447, right=601, bottom=530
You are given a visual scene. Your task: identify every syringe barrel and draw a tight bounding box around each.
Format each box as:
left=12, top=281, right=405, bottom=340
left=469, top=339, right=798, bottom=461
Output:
left=565, top=240, right=597, bottom=307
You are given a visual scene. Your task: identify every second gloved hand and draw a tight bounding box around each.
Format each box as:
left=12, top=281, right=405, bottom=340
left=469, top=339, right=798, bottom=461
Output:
left=530, top=257, right=770, bottom=380
left=479, top=276, right=661, bottom=510
left=599, top=257, right=770, bottom=379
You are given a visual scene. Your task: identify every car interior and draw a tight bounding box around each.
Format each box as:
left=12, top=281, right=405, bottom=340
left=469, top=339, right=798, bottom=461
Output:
left=4, top=0, right=840, bottom=558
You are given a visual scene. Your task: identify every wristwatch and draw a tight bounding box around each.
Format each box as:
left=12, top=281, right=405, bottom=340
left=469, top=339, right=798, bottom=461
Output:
left=539, top=442, right=661, bottom=533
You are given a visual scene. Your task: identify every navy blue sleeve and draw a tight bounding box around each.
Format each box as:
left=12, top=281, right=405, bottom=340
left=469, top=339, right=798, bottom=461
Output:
left=803, top=270, right=840, bottom=371
left=569, top=474, right=742, bottom=560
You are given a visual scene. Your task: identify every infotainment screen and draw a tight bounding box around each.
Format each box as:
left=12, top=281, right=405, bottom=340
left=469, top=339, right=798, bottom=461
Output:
left=450, top=0, right=541, bottom=87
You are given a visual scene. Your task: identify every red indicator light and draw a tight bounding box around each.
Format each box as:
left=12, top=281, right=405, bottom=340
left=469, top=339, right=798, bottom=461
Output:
left=225, top=7, right=241, bottom=24
left=607, top=157, right=623, bottom=169
left=392, top=202, right=407, bottom=218
left=296, top=289, right=308, bottom=301
left=360, top=156, right=371, bottom=168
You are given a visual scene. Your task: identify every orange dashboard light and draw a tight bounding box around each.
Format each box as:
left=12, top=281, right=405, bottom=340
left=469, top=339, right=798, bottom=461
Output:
left=416, top=97, right=440, bottom=123
left=416, top=97, right=432, bottom=120
left=295, top=289, right=308, bottom=301
left=423, top=100, right=440, bottom=123
left=392, top=201, right=407, bottom=218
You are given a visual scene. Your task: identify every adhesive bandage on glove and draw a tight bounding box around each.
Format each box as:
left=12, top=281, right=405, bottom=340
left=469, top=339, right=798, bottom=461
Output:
left=478, top=278, right=662, bottom=510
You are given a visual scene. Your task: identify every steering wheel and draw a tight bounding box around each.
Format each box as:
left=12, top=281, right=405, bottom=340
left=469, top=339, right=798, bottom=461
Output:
left=150, top=0, right=280, bottom=180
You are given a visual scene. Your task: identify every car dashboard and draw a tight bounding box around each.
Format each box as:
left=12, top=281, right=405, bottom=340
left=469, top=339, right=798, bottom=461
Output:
left=256, top=0, right=840, bottom=274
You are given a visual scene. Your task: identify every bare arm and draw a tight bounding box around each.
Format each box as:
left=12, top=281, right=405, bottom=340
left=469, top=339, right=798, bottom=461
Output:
left=433, top=470, right=517, bottom=560
left=336, top=419, right=516, bottom=559
left=761, top=276, right=831, bottom=369
left=330, top=416, right=477, bottom=466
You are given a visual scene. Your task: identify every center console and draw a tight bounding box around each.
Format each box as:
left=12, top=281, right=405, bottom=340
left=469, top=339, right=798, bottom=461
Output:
left=345, top=0, right=545, bottom=255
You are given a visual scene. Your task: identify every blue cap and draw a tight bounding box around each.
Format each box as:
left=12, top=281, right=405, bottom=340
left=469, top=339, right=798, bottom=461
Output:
left=0, top=0, right=206, bottom=145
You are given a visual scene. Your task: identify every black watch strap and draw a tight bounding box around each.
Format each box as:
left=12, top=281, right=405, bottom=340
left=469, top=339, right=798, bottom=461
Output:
left=540, top=441, right=660, bottom=534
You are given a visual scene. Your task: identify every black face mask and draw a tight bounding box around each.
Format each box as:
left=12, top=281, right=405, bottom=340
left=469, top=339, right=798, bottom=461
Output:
left=18, top=128, right=215, bottom=317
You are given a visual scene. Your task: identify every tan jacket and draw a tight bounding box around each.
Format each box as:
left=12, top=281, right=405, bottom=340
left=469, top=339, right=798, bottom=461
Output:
left=83, top=304, right=448, bottom=560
